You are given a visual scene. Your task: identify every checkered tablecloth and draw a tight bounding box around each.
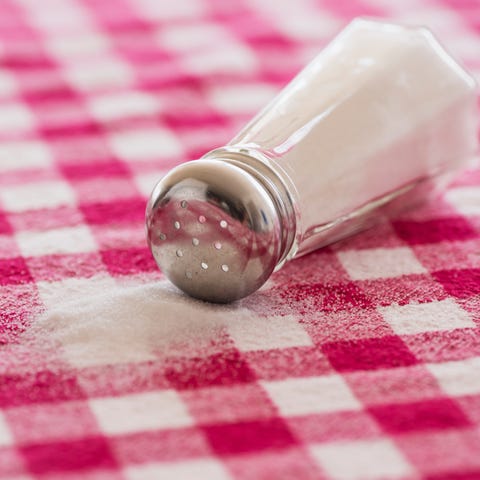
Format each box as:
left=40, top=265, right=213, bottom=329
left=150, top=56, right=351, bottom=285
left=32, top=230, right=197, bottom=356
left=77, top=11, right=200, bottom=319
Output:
left=1, top=0, right=480, bottom=478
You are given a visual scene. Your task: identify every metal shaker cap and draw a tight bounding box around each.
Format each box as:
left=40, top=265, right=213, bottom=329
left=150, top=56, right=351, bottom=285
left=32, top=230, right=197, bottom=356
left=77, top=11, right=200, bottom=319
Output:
left=146, top=159, right=284, bottom=303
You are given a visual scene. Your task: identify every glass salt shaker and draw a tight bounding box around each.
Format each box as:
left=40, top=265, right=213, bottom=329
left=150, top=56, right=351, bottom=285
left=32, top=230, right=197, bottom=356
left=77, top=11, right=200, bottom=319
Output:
left=146, top=18, right=478, bottom=303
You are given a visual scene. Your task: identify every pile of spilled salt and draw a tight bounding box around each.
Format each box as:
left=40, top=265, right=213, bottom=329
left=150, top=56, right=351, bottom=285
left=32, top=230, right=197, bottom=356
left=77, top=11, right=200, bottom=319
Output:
left=29, top=278, right=254, bottom=368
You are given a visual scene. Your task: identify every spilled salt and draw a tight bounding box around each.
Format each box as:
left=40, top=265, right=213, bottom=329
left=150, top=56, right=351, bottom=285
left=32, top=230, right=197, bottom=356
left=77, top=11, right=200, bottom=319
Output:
left=29, top=278, right=254, bottom=368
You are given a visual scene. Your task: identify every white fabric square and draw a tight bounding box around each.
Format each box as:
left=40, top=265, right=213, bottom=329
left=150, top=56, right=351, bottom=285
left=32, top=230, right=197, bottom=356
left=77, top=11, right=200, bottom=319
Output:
left=442, top=34, right=480, bottom=61
left=0, top=141, right=52, bottom=172
left=0, top=412, right=13, bottom=447
left=277, top=13, right=340, bottom=40
left=0, top=70, right=18, bottom=97
left=262, top=375, right=361, bottom=416
left=428, top=357, right=480, bottom=396
left=16, top=225, right=97, bottom=257
left=66, top=59, right=134, bottom=91
left=20, top=0, right=92, bottom=32
left=0, top=103, right=35, bottom=133
left=227, top=314, right=312, bottom=351
left=379, top=299, right=474, bottom=335
left=251, top=1, right=340, bottom=40
left=310, top=439, right=413, bottom=480
left=0, top=181, right=76, bottom=213
left=183, top=44, right=257, bottom=76
left=47, top=33, right=110, bottom=60
left=135, top=0, right=204, bottom=21
left=134, top=170, right=167, bottom=198
left=209, top=83, right=277, bottom=115
left=125, top=459, right=231, bottom=480
left=367, top=0, right=462, bottom=27
left=446, top=187, right=480, bottom=216
left=337, top=247, right=426, bottom=280
left=109, top=128, right=183, bottom=162
left=89, top=91, right=160, bottom=122
left=90, top=391, right=193, bottom=434
left=158, top=23, right=229, bottom=52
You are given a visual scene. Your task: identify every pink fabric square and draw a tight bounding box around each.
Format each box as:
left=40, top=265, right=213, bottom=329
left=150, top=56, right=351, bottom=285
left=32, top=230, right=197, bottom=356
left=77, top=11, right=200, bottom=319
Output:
left=5, top=401, right=100, bottom=444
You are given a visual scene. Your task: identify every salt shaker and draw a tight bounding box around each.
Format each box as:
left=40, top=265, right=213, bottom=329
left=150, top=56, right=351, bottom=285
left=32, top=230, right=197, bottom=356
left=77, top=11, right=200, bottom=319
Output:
left=146, top=18, right=478, bottom=303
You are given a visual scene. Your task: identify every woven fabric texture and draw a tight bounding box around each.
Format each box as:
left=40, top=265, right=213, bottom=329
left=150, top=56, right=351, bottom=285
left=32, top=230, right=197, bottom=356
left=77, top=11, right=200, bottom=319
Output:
left=1, top=0, right=480, bottom=479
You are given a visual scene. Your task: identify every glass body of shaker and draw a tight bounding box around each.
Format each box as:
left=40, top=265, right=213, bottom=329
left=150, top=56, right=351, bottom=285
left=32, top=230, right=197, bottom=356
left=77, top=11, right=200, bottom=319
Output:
left=203, top=18, right=478, bottom=262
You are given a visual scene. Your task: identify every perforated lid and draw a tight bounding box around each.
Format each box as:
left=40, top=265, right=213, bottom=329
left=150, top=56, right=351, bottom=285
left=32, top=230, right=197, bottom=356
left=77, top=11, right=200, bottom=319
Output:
left=146, top=159, right=284, bottom=303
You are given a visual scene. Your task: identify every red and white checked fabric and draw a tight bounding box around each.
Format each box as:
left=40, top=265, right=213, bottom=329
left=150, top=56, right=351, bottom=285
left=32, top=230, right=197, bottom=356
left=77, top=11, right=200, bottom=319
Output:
left=0, top=0, right=479, bottom=478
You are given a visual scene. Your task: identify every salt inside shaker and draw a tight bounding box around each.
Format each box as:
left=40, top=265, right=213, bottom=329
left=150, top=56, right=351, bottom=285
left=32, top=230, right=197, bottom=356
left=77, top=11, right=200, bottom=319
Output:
left=146, top=18, right=478, bottom=303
